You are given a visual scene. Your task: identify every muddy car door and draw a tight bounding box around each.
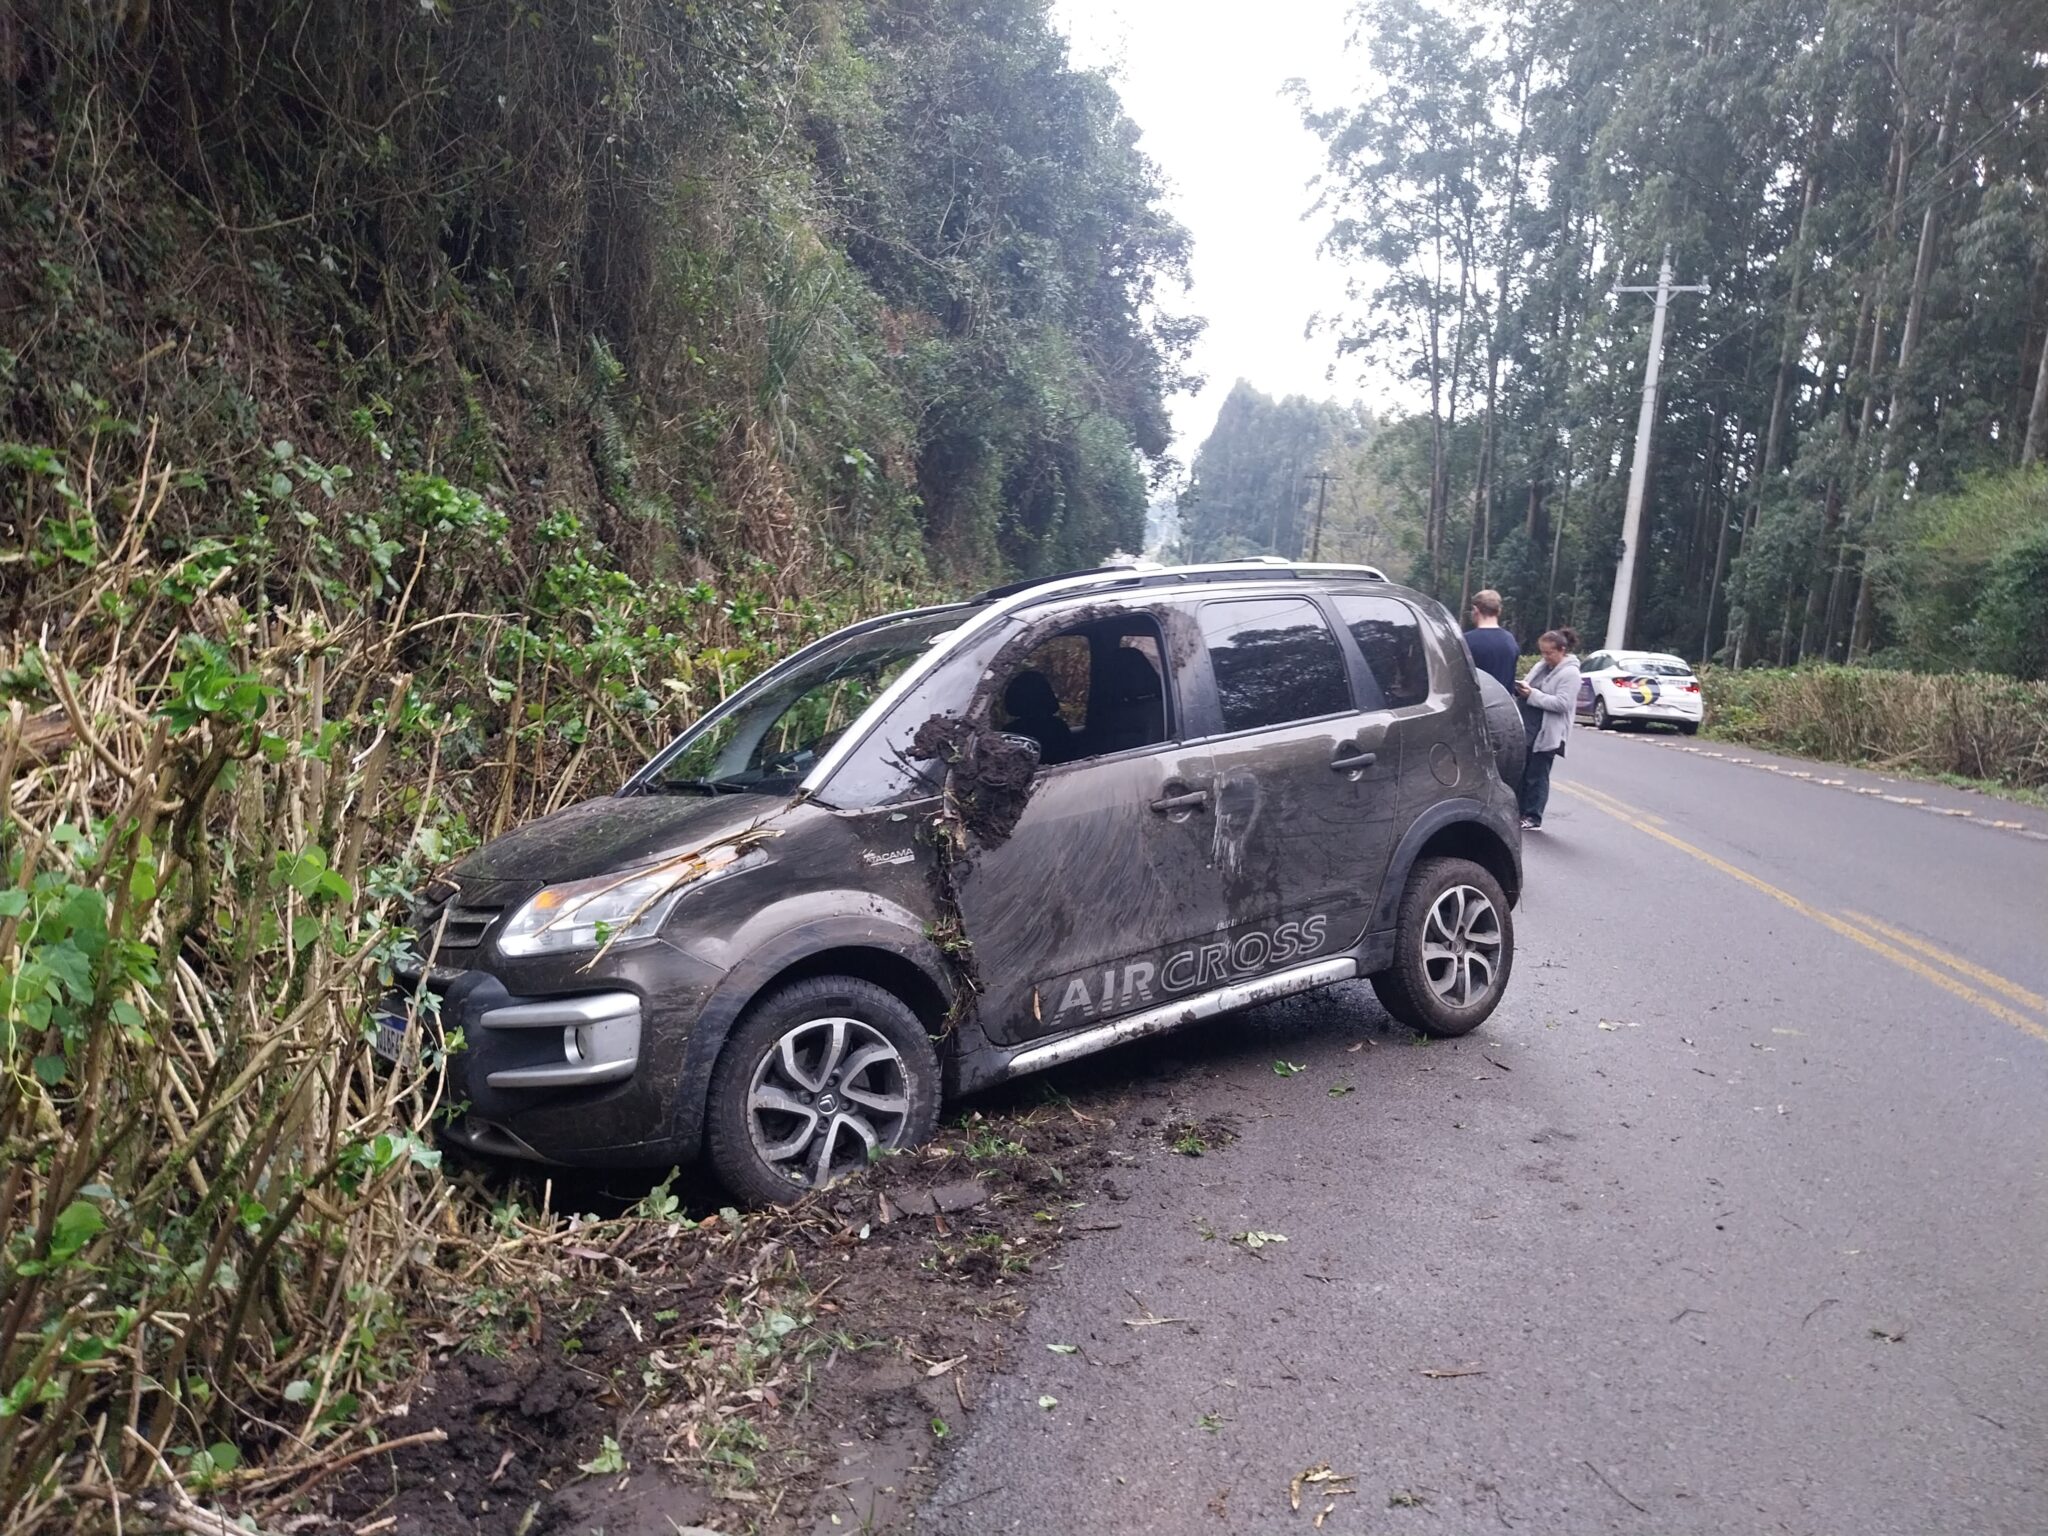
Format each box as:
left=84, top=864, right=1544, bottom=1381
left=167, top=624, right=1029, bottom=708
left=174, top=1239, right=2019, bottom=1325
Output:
left=1186, top=592, right=1396, bottom=962
left=1327, top=590, right=1464, bottom=825
left=943, top=600, right=1228, bottom=1046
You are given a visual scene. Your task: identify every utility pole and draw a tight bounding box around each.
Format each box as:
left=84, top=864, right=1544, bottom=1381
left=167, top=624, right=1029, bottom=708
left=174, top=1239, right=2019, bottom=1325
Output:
left=1305, top=468, right=1338, bottom=561
left=1606, top=248, right=1708, bottom=652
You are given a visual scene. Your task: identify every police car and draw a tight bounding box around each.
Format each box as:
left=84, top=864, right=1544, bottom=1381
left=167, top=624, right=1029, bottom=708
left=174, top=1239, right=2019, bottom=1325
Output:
left=1574, top=648, right=1704, bottom=733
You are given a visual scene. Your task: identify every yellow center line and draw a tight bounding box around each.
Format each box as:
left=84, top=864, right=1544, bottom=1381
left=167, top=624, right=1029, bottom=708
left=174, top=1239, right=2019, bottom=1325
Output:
left=1554, top=782, right=2048, bottom=1046
left=1569, top=778, right=1668, bottom=826
left=1841, top=910, right=2048, bottom=1016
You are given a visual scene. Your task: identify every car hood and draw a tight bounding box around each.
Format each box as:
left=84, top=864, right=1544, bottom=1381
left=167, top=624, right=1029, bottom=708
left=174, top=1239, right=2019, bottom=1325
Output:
left=450, top=791, right=794, bottom=886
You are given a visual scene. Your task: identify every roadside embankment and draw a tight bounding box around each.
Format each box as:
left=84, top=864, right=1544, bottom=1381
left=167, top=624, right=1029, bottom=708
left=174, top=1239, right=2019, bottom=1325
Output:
left=1700, top=666, right=2048, bottom=795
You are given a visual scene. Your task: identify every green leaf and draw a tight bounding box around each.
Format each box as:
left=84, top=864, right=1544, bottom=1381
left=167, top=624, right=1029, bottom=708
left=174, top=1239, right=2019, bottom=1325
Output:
left=50, top=1200, right=105, bottom=1260
left=0, top=889, right=26, bottom=918
left=577, top=1435, right=626, bottom=1475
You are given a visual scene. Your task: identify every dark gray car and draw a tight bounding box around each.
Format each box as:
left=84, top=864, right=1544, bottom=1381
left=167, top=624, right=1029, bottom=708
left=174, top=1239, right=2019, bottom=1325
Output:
left=376, top=561, right=1524, bottom=1204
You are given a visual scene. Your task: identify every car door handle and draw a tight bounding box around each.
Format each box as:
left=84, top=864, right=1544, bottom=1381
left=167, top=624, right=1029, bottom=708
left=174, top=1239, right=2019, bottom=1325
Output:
left=1149, top=789, right=1209, bottom=814
left=1330, top=750, right=1377, bottom=773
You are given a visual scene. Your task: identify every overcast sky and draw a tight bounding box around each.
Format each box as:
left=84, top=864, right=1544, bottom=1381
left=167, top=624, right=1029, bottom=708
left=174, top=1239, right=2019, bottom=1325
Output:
left=1052, top=0, right=1373, bottom=464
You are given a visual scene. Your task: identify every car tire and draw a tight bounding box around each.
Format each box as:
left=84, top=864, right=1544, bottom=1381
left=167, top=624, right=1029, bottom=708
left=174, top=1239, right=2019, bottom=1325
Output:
left=1679, top=721, right=1700, bottom=736
left=706, top=976, right=941, bottom=1207
left=1593, top=700, right=1612, bottom=730
left=1369, top=856, right=1515, bottom=1039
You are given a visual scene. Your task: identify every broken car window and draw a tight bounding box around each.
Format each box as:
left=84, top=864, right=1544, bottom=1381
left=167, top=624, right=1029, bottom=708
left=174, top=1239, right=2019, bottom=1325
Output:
left=1199, top=598, right=1352, bottom=734
left=992, top=618, right=1169, bottom=765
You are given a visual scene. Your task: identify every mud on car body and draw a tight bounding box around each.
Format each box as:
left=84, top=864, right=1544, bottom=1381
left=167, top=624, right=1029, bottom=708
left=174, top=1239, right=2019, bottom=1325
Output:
left=376, top=560, right=1524, bottom=1204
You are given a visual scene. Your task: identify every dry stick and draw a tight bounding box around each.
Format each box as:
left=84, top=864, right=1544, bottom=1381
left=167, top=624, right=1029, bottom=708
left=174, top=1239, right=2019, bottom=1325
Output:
left=1579, top=1460, right=1648, bottom=1515
left=244, top=1427, right=450, bottom=1508
left=339, top=676, right=412, bottom=884
left=44, top=651, right=141, bottom=789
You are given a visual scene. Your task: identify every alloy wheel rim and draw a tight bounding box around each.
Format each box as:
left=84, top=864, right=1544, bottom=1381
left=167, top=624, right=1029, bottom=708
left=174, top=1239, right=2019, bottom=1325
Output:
left=1420, top=885, right=1502, bottom=1008
left=747, top=1017, right=911, bottom=1189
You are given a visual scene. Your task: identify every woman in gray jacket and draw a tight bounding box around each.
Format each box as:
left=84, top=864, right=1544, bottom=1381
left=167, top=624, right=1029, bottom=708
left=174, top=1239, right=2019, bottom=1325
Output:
left=1514, top=627, right=1581, bottom=830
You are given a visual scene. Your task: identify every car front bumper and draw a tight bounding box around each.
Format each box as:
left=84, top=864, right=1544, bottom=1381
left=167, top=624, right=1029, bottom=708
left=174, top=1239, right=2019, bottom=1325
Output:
left=1588, top=691, right=1703, bottom=723
left=377, top=941, right=726, bottom=1166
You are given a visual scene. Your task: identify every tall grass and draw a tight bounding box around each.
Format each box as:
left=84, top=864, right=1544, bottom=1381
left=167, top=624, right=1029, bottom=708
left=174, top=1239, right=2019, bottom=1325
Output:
left=1702, top=665, right=2048, bottom=792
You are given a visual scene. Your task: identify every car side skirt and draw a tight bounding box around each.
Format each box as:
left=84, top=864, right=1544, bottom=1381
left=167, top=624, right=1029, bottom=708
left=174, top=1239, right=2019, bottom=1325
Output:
left=998, top=957, right=1358, bottom=1079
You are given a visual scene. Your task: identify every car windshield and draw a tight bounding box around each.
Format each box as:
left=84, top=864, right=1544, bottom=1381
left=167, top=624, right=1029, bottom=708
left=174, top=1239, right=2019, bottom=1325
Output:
left=1621, top=658, right=1692, bottom=677
left=647, top=609, right=971, bottom=795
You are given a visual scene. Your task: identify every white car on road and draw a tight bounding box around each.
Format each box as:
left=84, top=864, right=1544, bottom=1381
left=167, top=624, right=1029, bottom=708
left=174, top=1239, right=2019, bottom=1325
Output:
left=1574, top=649, right=1704, bottom=734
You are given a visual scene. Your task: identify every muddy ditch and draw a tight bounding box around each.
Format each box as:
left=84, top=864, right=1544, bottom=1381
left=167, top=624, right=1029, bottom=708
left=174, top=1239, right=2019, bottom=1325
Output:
left=260, top=1088, right=1189, bottom=1536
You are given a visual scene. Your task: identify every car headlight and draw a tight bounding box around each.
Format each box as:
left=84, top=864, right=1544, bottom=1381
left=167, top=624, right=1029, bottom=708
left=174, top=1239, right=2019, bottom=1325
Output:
left=496, top=844, right=752, bottom=958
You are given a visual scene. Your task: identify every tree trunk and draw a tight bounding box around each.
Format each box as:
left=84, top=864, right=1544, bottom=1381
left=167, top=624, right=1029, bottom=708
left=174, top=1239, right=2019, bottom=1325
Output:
left=1467, top=48, right=1534, bottom=604
left=1754, top=114, right=1829, bottom=521
left=1443, top=223, right=1475, bottom=601
left=1827, top=84, right=1911, bottom=661
left=1717, top=314, right=1767, bottom=666
left=1851, top=41, right=1959, bottom=661
left=2024, top=315, right=2048, bottom=467
left=1800, top=290, right=1873, bottom=660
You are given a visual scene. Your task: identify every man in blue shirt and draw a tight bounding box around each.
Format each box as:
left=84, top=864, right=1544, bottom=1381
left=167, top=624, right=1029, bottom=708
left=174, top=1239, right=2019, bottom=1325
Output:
left=1463, top=589, right=1519, bottom=692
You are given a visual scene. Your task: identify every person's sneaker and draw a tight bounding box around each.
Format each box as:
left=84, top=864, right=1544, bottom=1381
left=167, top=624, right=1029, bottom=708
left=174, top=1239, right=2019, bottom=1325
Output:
left=1520, top=817, right=1540, bottom=831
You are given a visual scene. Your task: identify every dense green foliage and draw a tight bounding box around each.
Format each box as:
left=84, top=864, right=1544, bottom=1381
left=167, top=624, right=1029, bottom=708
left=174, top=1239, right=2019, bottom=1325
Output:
left=0, top=2, right=1197, bottom=1524
left=0, top=0, right=1196, bottom=604
left=1300, top=0, right=2048, bottom=674
left=1177, top=382, right=1373, bottom=563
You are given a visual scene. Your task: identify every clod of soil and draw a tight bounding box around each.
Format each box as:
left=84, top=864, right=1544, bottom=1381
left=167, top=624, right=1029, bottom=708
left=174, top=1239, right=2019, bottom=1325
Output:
left=909, top=713, right=1039, bottom=847
left=1160, top=1114, right=1240, bottom=1156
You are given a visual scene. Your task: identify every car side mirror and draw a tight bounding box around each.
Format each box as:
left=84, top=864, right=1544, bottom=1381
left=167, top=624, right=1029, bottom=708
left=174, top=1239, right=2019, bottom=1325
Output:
left=990, top=732, right=1043, bottom=776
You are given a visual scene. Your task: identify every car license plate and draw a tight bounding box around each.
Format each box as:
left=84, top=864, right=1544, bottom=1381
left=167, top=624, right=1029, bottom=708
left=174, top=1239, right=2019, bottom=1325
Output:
left=371, top=1012, right=407, bottom=1064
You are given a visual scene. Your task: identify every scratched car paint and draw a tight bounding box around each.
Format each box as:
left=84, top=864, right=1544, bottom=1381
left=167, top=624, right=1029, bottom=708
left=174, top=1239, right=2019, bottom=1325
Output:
left=374, top=560, right=1525, bottom=1204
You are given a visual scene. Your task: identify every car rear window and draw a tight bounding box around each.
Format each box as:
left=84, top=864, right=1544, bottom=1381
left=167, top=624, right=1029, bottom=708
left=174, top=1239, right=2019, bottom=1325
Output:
left=1624, top=658, right=1693, bottom=677
left=1198, top=597, right=1352, bottom=733
left=1333, top=594, right=1430, bottom=708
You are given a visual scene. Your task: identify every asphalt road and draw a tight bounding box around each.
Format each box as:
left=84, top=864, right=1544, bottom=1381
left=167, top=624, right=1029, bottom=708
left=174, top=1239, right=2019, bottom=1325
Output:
left=918, top=731, right=2048, bottom=1535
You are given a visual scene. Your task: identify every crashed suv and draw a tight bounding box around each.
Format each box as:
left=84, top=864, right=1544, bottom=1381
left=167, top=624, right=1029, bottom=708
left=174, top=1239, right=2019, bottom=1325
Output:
left=378, top=560, right=1524, bottom=1204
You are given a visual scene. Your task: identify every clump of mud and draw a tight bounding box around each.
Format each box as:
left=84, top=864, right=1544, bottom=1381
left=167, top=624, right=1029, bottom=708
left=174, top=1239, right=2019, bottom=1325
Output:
left=909, top=713, right=1039, bottom=847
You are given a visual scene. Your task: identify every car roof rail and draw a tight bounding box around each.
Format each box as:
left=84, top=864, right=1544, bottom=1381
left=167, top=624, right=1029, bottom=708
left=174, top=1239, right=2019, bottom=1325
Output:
left=973, top=558, right=1387, bottom=605
left=970, top=560, right=1160, bottom=601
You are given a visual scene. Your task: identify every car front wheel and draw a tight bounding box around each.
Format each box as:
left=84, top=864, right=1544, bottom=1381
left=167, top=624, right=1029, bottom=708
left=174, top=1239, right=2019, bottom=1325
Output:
left=1369, top=856, right=1514, bottom=1038
left=706, top=976, right=941, bottom=1206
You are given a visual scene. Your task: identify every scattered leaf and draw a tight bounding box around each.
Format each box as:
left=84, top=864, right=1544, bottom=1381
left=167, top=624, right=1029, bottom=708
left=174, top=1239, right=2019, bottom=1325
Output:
left=1420, top=1365, right=1484, bottom=1379
left=1047, top=1343, right=1079, bottom=1355
left=1328, top=1082, right=1354, bottom=1097
left=577, top=1436, right=625, bottom=1476
left=1233, top=1230, right=1287, bottom=1252
left=1289, top=1463, right=1358, bottom=1513
left=1273, top=1060, right=1306, bottom=1077
left=1037, top=1394, right=1059, bottom=1410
